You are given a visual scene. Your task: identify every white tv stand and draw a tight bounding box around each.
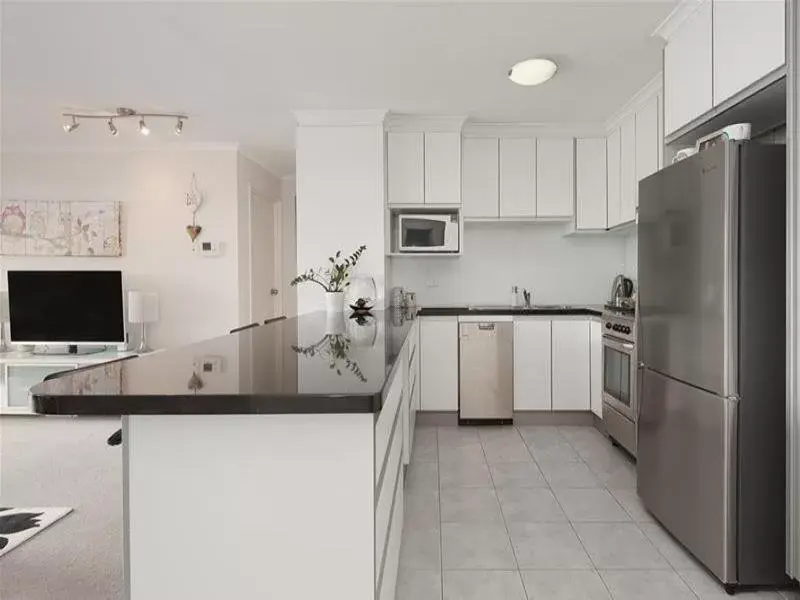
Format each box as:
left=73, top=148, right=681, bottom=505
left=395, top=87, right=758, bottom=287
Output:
left=0, top=349, right=135, bottom=415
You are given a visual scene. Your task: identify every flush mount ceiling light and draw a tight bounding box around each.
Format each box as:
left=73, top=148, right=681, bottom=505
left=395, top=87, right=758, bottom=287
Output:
left=508, top=58, right=558, bottom=86
left=60, top=107, right=188, bottom=136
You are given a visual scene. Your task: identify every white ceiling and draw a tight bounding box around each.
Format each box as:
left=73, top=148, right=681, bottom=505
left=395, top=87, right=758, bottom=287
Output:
left=1, top=1, right=676, bottom=175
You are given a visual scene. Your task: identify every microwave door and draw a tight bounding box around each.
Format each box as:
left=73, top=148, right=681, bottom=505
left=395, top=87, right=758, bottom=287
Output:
left=402, top=218, right=446, bottom=250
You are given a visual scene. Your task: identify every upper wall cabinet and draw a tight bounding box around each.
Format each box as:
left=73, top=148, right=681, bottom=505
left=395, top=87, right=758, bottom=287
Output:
left=636, top=94, right=661, bottom=184
left=712, top=0, right=785, bottom=106
left=387, top=129, right=461, bottom=206
left=619, top=114, right=637, bottom=224
left=606, top=128, right=622, bottom=228
left=388, top=132, right=425, bottom=205
left=663, top=0, right=713, bottom=136
left=462, top=137, right=499, bottom=218
left=500, top=138, right=537, bottom=218
left=575, top=138, right=607, bottom=230
left=536, top=139, right=574, bottom=218
left=424, top=132, right=461, bottom=206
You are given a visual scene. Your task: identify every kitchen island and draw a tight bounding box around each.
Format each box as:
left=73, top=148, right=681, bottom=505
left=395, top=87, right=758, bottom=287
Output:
left=31, top=310, right=420, bottom=600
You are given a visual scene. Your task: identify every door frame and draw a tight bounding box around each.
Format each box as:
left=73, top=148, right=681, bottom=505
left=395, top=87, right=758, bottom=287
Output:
left=247, top=185, right=284, bottom=324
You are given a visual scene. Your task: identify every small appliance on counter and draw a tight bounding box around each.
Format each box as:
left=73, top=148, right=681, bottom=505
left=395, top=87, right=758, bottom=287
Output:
left=605, top=274, right=635, bottom=311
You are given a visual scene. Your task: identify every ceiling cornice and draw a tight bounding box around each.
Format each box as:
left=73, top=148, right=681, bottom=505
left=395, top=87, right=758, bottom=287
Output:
left=652, top=0, right=706, bottom=41
left=293, top=109, right=389, bottom=128
left=604, top=73, right=663, bottom=132
left=463, top=121, right=606, bottom=139
left=386, top=113, right=468, bottom=132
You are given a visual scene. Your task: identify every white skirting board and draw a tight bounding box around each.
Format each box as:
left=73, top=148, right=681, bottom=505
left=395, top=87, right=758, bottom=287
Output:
left=123, top=414, right=375, bottom=600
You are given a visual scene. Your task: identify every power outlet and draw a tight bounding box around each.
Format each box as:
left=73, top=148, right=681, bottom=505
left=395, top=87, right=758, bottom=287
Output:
left=426, top=277, right=439, bottom=288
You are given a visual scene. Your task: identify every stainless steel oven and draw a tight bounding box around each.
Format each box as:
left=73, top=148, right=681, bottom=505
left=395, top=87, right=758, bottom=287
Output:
left=601, top=310, right=637, bottom=456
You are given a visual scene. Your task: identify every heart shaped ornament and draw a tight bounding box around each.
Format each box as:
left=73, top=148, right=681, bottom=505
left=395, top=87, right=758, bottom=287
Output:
left=186, top=225, right=202, bottom=242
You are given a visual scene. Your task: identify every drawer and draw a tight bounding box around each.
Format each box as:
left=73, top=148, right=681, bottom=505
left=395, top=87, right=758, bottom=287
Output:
left=375, top=414, right=403, bottom=583
left=377, top=458, right=404, bottom=600
left=375, top=370, right=402, bottom=479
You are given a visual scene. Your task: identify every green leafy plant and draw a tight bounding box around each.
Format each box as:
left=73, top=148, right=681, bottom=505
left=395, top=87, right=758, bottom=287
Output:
left=290, top=245, right=367, bottom=293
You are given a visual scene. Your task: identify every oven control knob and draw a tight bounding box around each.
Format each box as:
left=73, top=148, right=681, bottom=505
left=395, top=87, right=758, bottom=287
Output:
left=612, top=325, right=619, bottom=331
left=605, top=323, right=612, bottom=329
left=623, top=326, right=630, bottom=334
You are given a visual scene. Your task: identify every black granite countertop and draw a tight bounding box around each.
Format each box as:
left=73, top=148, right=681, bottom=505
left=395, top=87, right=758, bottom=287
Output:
left=31, top=310, right=418, bottom=416
left=417, top=305, right=603, bottom=317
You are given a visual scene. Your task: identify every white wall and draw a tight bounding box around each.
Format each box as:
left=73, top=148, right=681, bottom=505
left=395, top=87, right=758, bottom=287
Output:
left=623, top=232, right=638, bottom=282
left=0, top=148, right=248, bottom=349
left=389, top=222, right=628, bottom=306
left=281, top=175, right=298, bottom=318
left=295, top=122, right=385, bottom=315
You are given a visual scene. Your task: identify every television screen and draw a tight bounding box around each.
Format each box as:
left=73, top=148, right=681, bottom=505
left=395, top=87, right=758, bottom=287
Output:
left=8, top=270, right=125, bottom=344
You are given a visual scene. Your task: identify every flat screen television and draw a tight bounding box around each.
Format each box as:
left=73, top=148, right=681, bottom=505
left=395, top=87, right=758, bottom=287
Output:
left=8, top=270, right=125, bottom=347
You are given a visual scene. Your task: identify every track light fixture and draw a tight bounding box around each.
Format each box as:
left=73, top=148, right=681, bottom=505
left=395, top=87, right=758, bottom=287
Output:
left=63, top=115, right=80, bottom=133
left=60, top=107, right=188, bottom=137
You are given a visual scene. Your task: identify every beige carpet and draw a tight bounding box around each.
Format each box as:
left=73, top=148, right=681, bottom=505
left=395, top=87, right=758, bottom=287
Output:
left=0, top=416, right=123, bottom=600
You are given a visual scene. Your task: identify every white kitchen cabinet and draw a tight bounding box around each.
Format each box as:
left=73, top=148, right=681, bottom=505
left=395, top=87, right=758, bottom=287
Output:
left=620, top=114, right=637, bottom=223
left=551, top=319, right=590, bottom=411
left=664, top=0, right=713, bottom=136
left=606, top=129, right=622, bottom=228
left=513, top=319, right=552, bottom=411
left=462, top=137, right=499, bottom=218
left=575, top=138, right=608, bottom=230
left=536, top=139, right=574, bottom=218
left=590, top=320, right=603, bottom=419
left=387, top=132, right=425, bottom=206
left=500, top=137, right=537, bottom=218
left=420, top=317, right=459, bottom=411
left=712, top=0, right=785, bottom=106
left=635, top=94, right=661, bottom=186
left=424, top=132, right=461, bottom=206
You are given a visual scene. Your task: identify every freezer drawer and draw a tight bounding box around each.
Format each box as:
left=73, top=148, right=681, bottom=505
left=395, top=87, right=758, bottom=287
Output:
left=458, top=322, right=513, bottom=424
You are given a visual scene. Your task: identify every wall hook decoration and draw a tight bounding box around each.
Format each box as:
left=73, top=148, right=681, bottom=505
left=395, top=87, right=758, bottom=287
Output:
left=185, top=173, right=204, bottom=245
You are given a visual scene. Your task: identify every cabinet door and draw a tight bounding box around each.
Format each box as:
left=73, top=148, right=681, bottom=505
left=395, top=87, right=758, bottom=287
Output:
left=424, top=132, right=461, bottom=205
left=500, top=137, right=536, bottom=218
left=536, top=139, right=574, bottom=218
left=713, top=0, right=785, bottom=106
left=620, top=114, right=637, bottom=223
left=575, top=138, right=608, bottom=230
left=664, top=0, right=713, bottom=135
left=462, top=137, right=499, bottom=218
left=590, top=320, right=603, bottom=418
left=387, top=132, right=424, bottom=205
left=551, top=320, right=590, bottom=411
left=607, top=128, right=622, bottom=228
left=420, top=317, right=459, bottom=411
left=513, top=319, right=552, bottom=410
left=636, top=94, right=660, bottom=187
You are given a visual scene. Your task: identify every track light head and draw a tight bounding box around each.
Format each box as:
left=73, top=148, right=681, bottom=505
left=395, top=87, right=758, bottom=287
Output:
left=63, top=116, right=80, bottom=133
left=138, top=117, right=150, bottom=136
left=107, top=118, right=118, bottom=137
left=174, top=118, right=184, bottom=136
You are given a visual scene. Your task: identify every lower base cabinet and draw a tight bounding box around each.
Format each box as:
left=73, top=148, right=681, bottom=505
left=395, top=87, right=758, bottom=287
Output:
left=513, top=319, right=552, bottom=410
left=551, top=320, right=591, bottom=411
left=420, top=317, right=458, bottom=411
left=590, top=320, right=603, bottom=418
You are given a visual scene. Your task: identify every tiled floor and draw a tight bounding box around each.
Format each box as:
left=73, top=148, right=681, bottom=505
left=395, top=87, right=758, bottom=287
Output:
left=397, top=425, right=798, bottom=600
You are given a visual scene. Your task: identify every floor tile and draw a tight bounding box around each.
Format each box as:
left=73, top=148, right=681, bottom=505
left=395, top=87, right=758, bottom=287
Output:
left=508, top=522, right=593, bottom=569
left=608, top=488, right=654, bottom=522
left=553, top=488, right=631, bottom=522
left=396, top=569, right=443, bottom=600
left=490, top=462, right=547, bottom=488
left=443, top=570, right=527, bottom=600
left=440, top=487, right=503, bottom=523
left=587, top=461, right=637, bottom=490
left=407, top=461, right=440, bottom=489
left=404, top=487, right=440, bottom=529
left=438, top=443, right=487, bottom=464
left=412, top=432, right=439, bottom=463
left=518, top=426, right=565, bottom=446
left=479, top=426, right=524, bottom=444
left=521, top=569, right=611, bottom=599
left=600, top=569, right=696, bottom=600
left=528, top=441, right=583, bottom=464
left=438, top=427, right=480, bottom=447
left=482, top=439, right=534, bottom=463
left=639, top=522, right=701, bottom=570
left=677, top=568, right=786, bottom=599
left=538, top=460, right=603, bottom=489
left=441, top=522, right=516, bottom=569
left=439, top=459, right=493, bottom=488
left=400, top=525, right=441, bottom=571
left=496, top=487, right=567, bottom=522
left=573, top=523, right=671, bottom=569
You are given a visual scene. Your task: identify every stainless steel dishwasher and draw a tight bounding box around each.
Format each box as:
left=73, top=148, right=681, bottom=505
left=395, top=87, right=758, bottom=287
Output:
left=458, top=321, right=514, bottom=425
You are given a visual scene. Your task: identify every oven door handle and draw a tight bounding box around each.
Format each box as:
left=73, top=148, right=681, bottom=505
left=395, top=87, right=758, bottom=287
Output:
left=602, top=337, right=635, bottom=353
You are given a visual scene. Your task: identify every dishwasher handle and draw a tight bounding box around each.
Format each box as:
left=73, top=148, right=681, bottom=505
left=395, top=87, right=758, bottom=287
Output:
left=477, top=323, right=496, bottom=331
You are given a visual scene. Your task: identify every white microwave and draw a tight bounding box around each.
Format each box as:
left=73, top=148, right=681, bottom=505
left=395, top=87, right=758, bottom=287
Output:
left=397, top=214, right=459, bottom=253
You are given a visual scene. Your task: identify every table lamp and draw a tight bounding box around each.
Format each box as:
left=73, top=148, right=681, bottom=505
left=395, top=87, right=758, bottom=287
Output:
left=0, top=291, right=8, bottom=353
left=128, top=290, right=159, bottom=353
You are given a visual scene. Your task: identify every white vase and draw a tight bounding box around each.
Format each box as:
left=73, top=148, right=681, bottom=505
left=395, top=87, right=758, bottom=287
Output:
left=324, top=291, right=345, bottom=314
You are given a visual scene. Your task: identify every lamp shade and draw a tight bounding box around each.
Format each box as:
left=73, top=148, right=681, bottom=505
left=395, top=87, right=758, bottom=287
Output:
left=128, top=291, right=159, bottom=324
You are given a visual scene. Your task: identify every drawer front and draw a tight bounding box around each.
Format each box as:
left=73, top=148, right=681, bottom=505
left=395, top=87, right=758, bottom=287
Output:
left=375, top=415, right=403, bottom=584
left=375, top=370, right=403, bottom=479
left=376, top=459, right=404, bottom=600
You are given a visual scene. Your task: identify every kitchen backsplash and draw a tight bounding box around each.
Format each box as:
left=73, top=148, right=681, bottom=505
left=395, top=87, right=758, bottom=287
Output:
left=389, top=221, right=637, bottom=306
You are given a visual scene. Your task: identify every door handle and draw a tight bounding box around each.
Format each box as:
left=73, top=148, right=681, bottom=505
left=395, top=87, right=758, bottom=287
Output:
left=270, top=289, right=279, bottom=296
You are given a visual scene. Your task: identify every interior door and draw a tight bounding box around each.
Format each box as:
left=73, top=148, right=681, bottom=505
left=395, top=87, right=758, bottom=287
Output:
left=249, top=186, right=282, bottom=322
left=638, top=143, right=734, bottom=396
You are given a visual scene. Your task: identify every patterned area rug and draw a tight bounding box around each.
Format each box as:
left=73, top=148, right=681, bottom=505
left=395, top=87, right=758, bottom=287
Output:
left=0, top=507, right=72, bottom=557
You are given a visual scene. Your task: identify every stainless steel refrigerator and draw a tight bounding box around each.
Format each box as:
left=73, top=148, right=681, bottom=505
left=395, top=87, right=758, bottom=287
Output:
left=637, top=141, right=788, bottom=591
